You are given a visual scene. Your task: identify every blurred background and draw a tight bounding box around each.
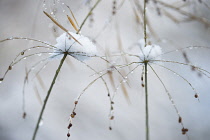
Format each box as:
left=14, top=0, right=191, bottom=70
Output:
left=0, top=0, right=210, bottom=140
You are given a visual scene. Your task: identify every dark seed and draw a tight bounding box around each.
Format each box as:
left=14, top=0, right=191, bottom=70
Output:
left=110, top=116, right=114, bottom=120
left=191, top=66, right=196, bottom=71
left=109, top=126, right=112, bottom=130
left=22, top=112, right=27, bottom=119
left=111, top=106, right=114, bottom=110
left=8, top=66, right=12, bottom=70
left=141, top=76, right=143, bottom=81
left=141, top=84, right=145, bottom=87
left=68, top=123, right=72, bottom=129
left=182, top=131, right=186, bottom=135
left=21, top=51, right=25, bottom=55
left=194, top=94, right=198, bottom=98
left=74, top=101, right=78, bottom=104
left=178, top=117, right=182, bottom=123
left=181, top=127, right=188, bottom=134
left=71, top=114, right=75, bottom=118
left=67, top=133, right=70, bottom=137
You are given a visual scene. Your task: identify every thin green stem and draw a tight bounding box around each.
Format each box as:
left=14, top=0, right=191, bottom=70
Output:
left=143, top=0, right=147, bottom=47
left=77, top=0, right=101, bottom=34
left=143, top=0, right=149, bottom=138
left=144, top=62, right=149, bottom=140
left=32, top=54, right=67, bottom=140
left=32, top=1, right=101, bottom=139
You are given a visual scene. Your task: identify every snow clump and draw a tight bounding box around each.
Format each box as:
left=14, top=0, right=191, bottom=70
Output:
left=138, top=39, right=162, bottom=61
left=50, top=32, right=97, bottom=61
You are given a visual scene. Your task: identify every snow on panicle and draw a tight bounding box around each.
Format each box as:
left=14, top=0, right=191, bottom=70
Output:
left=138, top=39, right=162, bottom=61
left=50, top=32, right=97, bottom=61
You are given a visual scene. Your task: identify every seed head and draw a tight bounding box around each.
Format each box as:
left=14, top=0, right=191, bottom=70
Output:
left=67, top=123, right=72, bottom=129
left=110, top=116, right=114, bottom=120
left=194, top=94, right=198, bottom=98
left=74, top=101, right=78, bottom=104
left=109, top=126, right=112, bottom=130
left=178, top=117, right=182, bottom=123
left=8, top=66, right=12, bottom=70
left=71, top=114, right=75, bottom=118
left=22, top=112, right=27, bottom=119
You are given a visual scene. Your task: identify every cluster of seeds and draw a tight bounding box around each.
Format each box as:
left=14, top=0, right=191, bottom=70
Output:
left=112, top=0, right=117, bottom=15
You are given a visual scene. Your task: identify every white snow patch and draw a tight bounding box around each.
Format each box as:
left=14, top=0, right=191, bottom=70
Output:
left=138, top=39, right=162, bottom=61
left=50, top=32, right=97, bottom=61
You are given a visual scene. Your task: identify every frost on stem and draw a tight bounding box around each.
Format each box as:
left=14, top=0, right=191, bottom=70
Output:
left=138, top=39, right=162, bottom=61
left=50, top=32, right=98, bottom=61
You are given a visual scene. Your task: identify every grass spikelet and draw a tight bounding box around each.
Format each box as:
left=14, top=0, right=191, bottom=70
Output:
left=43, top=11, right=82, bottom=45
left=67, top=15, right=79, bottom=32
